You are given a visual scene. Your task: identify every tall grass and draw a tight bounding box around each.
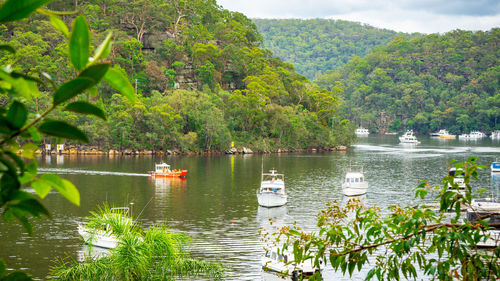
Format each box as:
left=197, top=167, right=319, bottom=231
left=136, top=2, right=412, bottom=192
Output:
left=50, top=204, right=224, bottom=280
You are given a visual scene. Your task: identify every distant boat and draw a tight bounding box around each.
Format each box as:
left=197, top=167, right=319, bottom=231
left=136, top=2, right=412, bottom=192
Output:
left=399, top=130, right=420, bottom=144
left=150, top=163, right=187, bottom=178
left=430, top=129, right=448, bottom=137
left=257, top=169, right=287, bottom=207
left=342, top=165, right=368, bottom=196
left=491, top=130, right=500, bottom=139
left=355, top=127, right=369, bottom=137
left=459, top=131, right=486, bottom=139
left=430, top=129, right=456, bottom=139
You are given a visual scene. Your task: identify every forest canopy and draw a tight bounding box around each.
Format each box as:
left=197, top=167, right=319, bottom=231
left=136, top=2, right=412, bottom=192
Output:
left=0, top=0, right=355, bottom=152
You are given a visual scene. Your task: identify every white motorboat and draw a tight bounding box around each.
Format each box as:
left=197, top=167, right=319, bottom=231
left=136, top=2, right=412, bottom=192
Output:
left=459, top=131, right=486, bottom=139
left=399, top=130, right=420, bottom=144
left=430, top=129, right=453, bottom=138
left=491, top=130, right=500, bottom=139
left=466, top=198, right=500, bottom=248
left=261, top=247, right=322, bottom=277
left=355, top=127, right=369, bottom=137
left=257, top=169, right=287, bottom=207
left=491, top=161, right=500, bottom=173
left=342, top=165, right=368, bottom=196
left=78, top=207, right=132, bottom=249
left=78, top=224, right=119, bottom=249
left=448, top=167, right=466, bottom=196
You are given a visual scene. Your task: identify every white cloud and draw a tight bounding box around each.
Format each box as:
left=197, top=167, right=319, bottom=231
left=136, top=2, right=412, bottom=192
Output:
left=217, top=0, right=500, bottom=33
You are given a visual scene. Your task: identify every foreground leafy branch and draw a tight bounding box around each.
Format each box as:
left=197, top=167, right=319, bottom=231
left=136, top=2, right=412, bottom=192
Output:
left=267, top=157, right=499, bottom=280
left=0, top=0, right=134, bottom=279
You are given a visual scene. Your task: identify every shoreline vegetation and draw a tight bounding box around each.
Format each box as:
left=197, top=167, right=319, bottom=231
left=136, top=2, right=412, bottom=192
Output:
left=35, top=145, right=349, bottom=156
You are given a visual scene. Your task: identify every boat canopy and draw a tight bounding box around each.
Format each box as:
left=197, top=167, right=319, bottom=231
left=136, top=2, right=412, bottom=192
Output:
left=155, top=163, right=171, bottom=171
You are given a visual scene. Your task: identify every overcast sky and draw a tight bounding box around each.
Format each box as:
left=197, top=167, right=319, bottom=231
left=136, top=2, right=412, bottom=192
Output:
left=217, top=0, right=500, bottom=34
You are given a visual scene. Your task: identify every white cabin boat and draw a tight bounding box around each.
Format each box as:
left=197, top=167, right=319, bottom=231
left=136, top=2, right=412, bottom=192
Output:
left=448, top=167, right=466, bottom=196
left=257, top=169, right=287, bottom=207
left=342, top=166, right=368, bottom=196
left=466, top=198, right=500, bottom=248
left=459, top=131, right=486, bottom=139
left=430, top=129, right=449, bottom=137
left=355, top=127, right=369, bottom=137
left=261, top=247, right=322, bottom=277
left=491, top=130, right=500, bottom=139
left=399, top=130, right=420, bottom=144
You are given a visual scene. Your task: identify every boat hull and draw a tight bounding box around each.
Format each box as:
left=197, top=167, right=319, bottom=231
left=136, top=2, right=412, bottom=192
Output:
left=78, top=225, right=118, bottom=249
left=257, top=192, right=287, bottom=207
left=342, top=182, right=368, bottom=196
left=439, top=135, right=456, bottom=139
left=151, top=170, right=188, bottom=178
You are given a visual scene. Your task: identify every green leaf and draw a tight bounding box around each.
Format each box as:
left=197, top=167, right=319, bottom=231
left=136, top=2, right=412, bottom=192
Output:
left=40, top=174, right=80, bottom=206
left=0, top=44, right=15, bottom=53
left=69, top=15, right=90, bottom=71
left=78, top=63, right=110, bottom=85
left=64, top=101, right=106, bottom=120
left=0, top=70, right=36, bottom=99
left=0, top=0, right=52, bottom=23
left=49, top=15, right=69, bottom=37
left=6, top=101, right=27, bottom=129
left=53, top=77, right=94, bottom=105
left=104, top=67, right=136, bottom=103
left=31, top=179, right=51, bottom=199
left=92, top=32, right=112, bottom=61
left=38, top=120, right=89, bottom=143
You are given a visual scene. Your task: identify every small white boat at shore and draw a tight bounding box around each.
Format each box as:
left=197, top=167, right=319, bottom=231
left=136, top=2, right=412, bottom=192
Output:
left=355, top=127, right=369, bottom=137
left=399, top=130, right=420, bottom=144
left=448, top=167, right=466, bottom=196
left=342, top=165, right=368, bottom=196
left=261, top=247, right=322, bottom=277
left=257, top=169, right=287, bottom=207
left=459, top=131, right=486, bottom=139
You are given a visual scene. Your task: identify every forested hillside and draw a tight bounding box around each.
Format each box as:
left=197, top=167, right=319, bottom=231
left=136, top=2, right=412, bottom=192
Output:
left=253, top=19, right=420, bottom=79
left=0, top=0, right=354, bottom=152
left=315, top=29, right=500, bottom=134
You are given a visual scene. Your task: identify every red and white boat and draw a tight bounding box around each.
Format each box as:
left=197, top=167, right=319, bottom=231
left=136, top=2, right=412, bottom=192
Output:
left=150, top=163, right=187, bottom=178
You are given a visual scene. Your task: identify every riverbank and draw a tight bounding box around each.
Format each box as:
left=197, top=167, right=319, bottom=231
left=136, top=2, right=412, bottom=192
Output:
left=36, top=145, right=348, bottom=156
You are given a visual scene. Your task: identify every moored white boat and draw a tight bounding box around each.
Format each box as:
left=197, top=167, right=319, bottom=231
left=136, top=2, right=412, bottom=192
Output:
left=355, top=127, right=369, bottom=137
left=342, top=166, right=368, bottom=196
left=257, top=169, right=287, bottom=207
left=491, top=130, right=500, bottom=139
left=399, top=130, right=420, bottom=144
left=78, top=224, right=119, bottom=249
left=448, top=167, right=466, bottom=196
left=430, top=129, right=454, bottom=138
left=261, top=247, right=322, bottom=277
left=78, top=207, right=132, bottom=249
left=459, top=131, right=486, bottom=139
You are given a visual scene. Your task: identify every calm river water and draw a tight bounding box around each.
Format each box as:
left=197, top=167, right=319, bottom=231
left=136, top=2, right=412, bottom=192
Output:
left=1, top=135, right=499, bottom=280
